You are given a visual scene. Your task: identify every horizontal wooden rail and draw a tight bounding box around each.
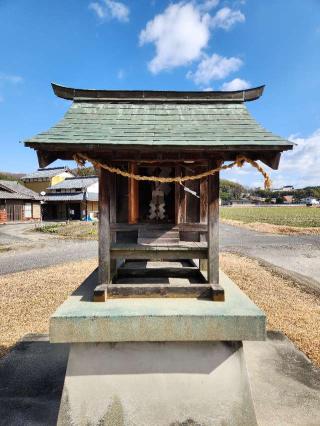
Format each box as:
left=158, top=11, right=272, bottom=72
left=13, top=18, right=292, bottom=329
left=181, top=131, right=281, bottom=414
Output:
left=94, top=283, right=224, bottom=301
left=110, top=223, right=208, bottom=232
left=110, top=242, right=207, bottom=260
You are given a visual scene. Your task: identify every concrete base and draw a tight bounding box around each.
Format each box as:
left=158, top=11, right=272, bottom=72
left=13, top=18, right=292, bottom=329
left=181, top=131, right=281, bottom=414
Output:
left=50, top=270, right=266, bottom=343
left=1, top=332, right=319, bottom=425
left=58, top=341, right=257, bottom=426
left=244, top=332, right=320, bottom=426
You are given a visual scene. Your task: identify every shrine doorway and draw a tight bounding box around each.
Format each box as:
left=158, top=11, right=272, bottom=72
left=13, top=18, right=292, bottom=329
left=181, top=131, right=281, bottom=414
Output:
left=138, top=166, right=175, bottom=224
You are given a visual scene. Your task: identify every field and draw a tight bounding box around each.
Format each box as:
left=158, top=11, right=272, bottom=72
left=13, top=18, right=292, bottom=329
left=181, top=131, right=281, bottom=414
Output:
left=221, top=206, right=320, bottom=228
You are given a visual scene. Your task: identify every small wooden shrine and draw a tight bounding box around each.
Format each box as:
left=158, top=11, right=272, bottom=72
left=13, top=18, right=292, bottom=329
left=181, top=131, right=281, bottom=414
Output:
left=25, top=83, right=293, bottom=301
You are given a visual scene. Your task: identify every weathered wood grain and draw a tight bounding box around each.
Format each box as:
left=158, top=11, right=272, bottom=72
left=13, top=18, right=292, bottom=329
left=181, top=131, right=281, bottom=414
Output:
left=208, top=160, right=220, bottom=284
left=93, top=283, right=224, bottom=300
left=98, top=168, right=111, bottom=284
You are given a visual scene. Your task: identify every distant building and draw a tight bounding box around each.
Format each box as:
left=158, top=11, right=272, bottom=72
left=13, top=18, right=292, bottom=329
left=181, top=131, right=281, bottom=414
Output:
left=21, top=166, right=73, bottom=194
left=249, top=196, right=266, bottom=203
left=282, top=195, right=294, bottom=204
left=0, top=180, right=41, bottom=222
left=43, top=176, right=98, bottom=220
left=271, top=185, right=294, bottom=192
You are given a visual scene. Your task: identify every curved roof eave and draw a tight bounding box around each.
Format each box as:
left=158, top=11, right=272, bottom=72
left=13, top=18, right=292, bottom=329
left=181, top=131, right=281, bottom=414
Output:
left=51, top=82, right=265, bottom=103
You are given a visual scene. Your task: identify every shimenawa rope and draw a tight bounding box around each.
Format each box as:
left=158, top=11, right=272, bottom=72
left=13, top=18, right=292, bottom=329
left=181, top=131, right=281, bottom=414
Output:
left=73, top=153, right=272, bottom=189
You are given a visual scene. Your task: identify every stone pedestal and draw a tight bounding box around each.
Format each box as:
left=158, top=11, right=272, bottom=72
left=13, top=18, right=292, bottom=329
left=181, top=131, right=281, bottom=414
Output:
left=58, top=342, right=257, bottom=426
left=50, top=271, right=265, bottom=425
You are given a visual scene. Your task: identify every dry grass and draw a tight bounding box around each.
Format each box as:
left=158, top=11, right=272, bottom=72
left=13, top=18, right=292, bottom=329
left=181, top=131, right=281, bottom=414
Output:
left=0, top=259, right=97, bottom=358
left=221, top=219, right=320, bottom=235
left=221, top=252, right=320, bottom=366
left=0, top=254, right=319, bottom=367
left=37, top=222, right=98, bottom=239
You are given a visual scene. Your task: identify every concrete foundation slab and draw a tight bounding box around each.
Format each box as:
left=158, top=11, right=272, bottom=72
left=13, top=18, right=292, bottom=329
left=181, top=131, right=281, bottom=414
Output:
left=244, top=331, right=320, bottom=426
left=58, top=341, right=258, bottom=426
left=50, top=270, right=266, bottom=343
left=1, top=333, right=319, bottom=425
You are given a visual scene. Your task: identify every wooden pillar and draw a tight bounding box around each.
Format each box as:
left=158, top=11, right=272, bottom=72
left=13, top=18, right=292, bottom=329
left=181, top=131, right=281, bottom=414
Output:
left=175, top=165, right=186, bottom=225
left=208, top=160, right=219, bottom=284
left=199, top=173, right=208, bottom=272
left=128, top=162, right=139, bottom=224
left=109, top=172, right=117, bottom=280
left=98, top=168, right=111, bottom=285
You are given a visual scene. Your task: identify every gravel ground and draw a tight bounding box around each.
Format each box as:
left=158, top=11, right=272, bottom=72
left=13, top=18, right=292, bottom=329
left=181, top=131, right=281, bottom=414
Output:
left=221, top=253, right=320, bottom=367
left=1, top=222, right=319, bottom=294
left=0, top=254, right=319, bottom=367
left=0, top=259, right=98, bottom=358
left=222, top=218, right=320, bottom=235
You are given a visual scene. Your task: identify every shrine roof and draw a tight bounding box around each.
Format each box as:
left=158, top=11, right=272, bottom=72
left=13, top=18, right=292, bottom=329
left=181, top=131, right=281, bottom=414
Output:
left=24, top=83, right=293, bottom=152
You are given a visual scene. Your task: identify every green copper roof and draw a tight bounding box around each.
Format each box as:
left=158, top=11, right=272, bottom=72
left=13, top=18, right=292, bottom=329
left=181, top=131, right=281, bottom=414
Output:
left=25, top=101, right=292, bottom=149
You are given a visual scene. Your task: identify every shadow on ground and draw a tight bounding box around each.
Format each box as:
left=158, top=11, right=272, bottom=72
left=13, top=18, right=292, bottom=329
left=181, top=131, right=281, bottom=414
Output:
left=0, top=334, right=69, bottom=426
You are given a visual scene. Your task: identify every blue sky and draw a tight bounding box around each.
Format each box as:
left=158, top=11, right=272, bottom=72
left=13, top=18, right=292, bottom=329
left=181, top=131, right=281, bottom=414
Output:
left=0, top=0, right=319, bottom=188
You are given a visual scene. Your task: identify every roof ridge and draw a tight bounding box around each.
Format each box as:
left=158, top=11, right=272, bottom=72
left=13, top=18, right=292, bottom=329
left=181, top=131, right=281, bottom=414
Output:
left=38, top=166, right=67, bottom=171
left=52, top=83, right=265, bottom=103
left=65, top=175, right=98, bottom=180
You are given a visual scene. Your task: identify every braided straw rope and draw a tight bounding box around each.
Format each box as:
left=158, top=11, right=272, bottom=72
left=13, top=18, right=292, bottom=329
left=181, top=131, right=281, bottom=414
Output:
left=73, top=153, right=272, bottom=189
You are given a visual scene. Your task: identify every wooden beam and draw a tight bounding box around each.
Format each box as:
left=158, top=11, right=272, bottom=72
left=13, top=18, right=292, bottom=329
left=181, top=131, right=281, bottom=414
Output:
left=98, top=168, right=111, bottom=285
left=93, top=283, right=224, bottom=300
left=110, top=222, right=208, bottom=232
left=37, top=150, right=59, bottom=168
left=199, top=172, right=208, bottom=272
left=175, top=166, right=186, bottom=224
left=109, top=171, right=117, bottom=280
left=128, top=162, right=139, bottom=224
left=110, top=244, right=207, bottom=260
left=207, top=160, right=220, bottom=284
left=27, top=142, right=293, bottom=154
left=117, top=266, right=201, bottom=279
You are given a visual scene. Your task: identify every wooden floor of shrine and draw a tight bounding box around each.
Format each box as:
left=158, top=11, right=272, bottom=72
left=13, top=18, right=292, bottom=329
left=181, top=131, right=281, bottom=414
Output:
left=94, top=258, right=224, bottom=301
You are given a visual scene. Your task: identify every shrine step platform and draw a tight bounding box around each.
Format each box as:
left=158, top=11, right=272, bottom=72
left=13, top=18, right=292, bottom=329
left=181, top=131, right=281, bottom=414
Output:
left=50, top=270, right=265, bottom=343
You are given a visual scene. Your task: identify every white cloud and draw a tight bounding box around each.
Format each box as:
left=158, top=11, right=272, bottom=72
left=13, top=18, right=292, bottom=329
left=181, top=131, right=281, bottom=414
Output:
left=199, top=0, right=220, bottom=11
left=187, top=53, right=242, bottom=85
left=139, top=2, right=211, bottom=73
left=0, top=73, right=23, bottom=85
left=274, top=130, right=320, bottom=188
left=222, top=129, right=320, bottom=189
left=89, top=0, right=129, bottom=22
left=221, top=78, right=250, bottom=91
left=211, top=7, right=245, bottom=30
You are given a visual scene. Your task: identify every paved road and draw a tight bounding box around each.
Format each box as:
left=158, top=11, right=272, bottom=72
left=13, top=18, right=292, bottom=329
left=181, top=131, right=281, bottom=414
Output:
left=0, top=223, right=97, bottom=274
left=220, top=223, right=320, bottom=288
left=0, top=223, right=319, bottom=289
